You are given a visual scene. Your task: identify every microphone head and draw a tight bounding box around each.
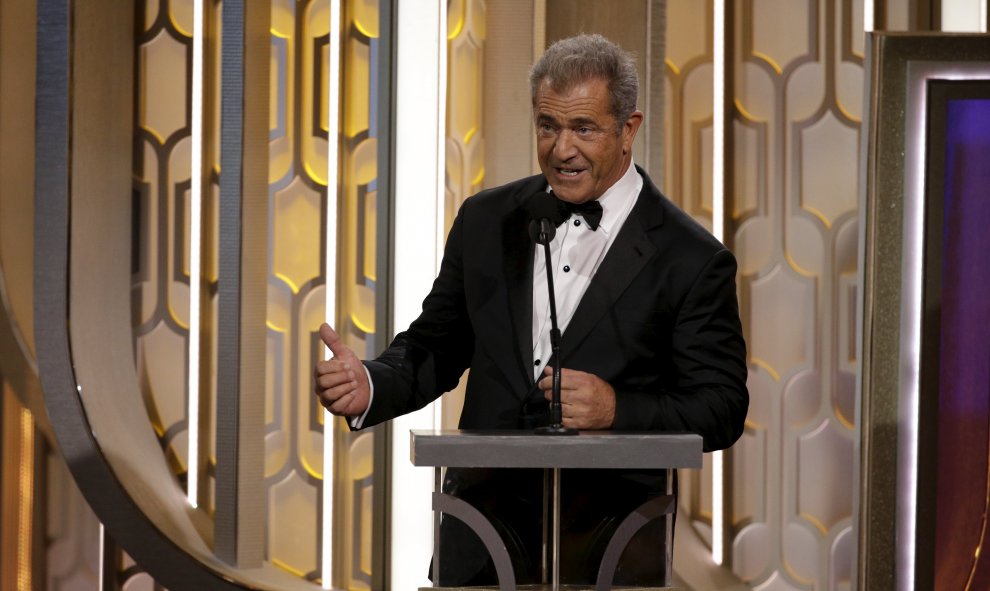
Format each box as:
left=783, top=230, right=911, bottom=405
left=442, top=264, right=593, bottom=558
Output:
left=525, top=190, right=564, bottom=222
left=524, top=190, right=564, bottom=245
left=529, top=218, right=556, bottom=245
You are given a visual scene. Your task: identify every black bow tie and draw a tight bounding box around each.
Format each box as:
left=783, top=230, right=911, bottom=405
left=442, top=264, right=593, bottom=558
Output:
left=554, top=195, right=603, bottom=230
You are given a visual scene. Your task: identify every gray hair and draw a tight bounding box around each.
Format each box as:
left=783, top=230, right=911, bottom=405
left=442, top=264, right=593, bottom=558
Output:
left=529, top=34, right=639, bottom=131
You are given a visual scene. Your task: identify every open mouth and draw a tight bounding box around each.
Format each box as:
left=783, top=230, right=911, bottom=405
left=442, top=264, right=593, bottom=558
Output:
left=556, top=167, right=585, bottom=178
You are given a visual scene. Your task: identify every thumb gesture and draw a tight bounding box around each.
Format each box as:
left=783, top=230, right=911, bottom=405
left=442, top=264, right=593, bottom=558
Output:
left=320, top=323, right=355, bottom=362
left=313, top=323, right=371, bottom=417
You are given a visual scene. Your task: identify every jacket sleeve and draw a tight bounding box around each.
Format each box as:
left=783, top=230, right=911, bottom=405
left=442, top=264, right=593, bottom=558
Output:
left=611, top=248, right=749, bottom=452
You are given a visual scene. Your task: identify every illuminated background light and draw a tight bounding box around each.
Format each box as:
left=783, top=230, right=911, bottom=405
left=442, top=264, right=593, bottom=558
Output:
left=187, top=0, right=204, bottom=510
left=323, top=0, right=342, bottom=587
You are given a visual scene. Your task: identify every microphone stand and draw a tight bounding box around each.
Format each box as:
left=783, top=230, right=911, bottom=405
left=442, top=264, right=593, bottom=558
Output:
left=534, top=218, right=576, bottom=437
left=530, top=216, right=575, bottom=591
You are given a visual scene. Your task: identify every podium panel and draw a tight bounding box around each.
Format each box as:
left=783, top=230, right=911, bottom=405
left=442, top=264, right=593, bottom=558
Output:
left=411, top=430, right=701, bottom=591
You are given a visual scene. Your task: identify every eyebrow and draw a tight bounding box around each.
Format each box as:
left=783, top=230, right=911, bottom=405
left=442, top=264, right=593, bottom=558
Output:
left=536, top=113, right=598, bottom=128
left=569, top=116, right=597, bottom=127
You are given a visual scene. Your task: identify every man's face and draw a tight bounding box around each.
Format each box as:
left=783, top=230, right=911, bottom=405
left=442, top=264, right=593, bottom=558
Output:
left=534, top=77, right=643, bottom=204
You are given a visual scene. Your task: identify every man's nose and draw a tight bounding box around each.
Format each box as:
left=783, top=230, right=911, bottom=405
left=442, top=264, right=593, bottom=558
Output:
left=553, top=130, right=578, bottom=160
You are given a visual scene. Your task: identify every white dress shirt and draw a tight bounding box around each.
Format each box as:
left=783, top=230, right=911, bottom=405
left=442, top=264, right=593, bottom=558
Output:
left=531, top=160, right=642, bottom=380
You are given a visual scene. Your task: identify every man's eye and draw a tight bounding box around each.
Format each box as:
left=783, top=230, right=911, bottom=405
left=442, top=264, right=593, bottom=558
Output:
left=578, top=127, right=592, bottom=134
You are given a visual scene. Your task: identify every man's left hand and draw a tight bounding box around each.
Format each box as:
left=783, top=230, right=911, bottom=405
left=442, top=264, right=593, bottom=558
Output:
left=538, top=367, right=616, bottom=429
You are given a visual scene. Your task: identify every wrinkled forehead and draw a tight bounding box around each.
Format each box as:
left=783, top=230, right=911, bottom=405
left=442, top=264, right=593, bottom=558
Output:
left=534, top=74, right=609, bottom=99
left=531, top=77, right=617, bottom=127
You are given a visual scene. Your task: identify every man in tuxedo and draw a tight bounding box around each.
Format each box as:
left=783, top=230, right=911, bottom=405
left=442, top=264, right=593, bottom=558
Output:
left=314, top=34, right=748, bottom=585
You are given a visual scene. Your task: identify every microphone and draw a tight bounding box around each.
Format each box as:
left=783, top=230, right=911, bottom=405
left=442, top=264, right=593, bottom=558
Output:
left=528, top=217, right=556, bottom=245
left=526, top=191, right=576, bottom=436
left=525, top=190, right=565, bottom=245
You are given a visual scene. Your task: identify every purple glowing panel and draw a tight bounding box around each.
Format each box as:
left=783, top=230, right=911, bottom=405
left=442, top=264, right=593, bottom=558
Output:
left=941, top=97, right=990, bottom=410
left=936, top=96, right=990, bottom=589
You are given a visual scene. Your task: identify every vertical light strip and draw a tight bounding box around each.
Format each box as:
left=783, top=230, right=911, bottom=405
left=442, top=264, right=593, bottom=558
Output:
left=322, top=0, right=342, bottom=587
left=435, top=0, right=447, bottom=273
left=391, top=1, right=446, bottom=587
left=711, top=0, right=727, bottom=567
left=98, top=524, right=107, bottom=589
left=187, top=0, right=205, bottom=509
left=864, top=0, right=874, bottom=32
left=434, top=0, right=448, bottom=430
left=983, top=0, right=989, bottom=33
left=16, top=408, right=33, bottom=591
left=712, top=0, right=726, bottom=244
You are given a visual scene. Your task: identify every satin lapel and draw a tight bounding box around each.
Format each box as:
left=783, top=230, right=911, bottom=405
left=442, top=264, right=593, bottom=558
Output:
left=501, top=197, right=537, bottom=390
left=560, top=178, right=665, bottom=363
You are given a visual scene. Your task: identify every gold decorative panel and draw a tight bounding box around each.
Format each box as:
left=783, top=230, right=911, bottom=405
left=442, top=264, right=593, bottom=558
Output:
left=133, top=0, right=380, bottom=586
left=265, top=2, right=328, bottom=571
left=663, top=0, right=714, bottom=227
left=446, top=0, right=486, bottom=230
left=442, top=0, right=487, bottom=428
left=666, top=1, right=863, bottom=589
left=265, top=0, right=379, bottom=585
left=133, top=0, right=202, bottom=485
left=336, top=1, right=381, bottom=586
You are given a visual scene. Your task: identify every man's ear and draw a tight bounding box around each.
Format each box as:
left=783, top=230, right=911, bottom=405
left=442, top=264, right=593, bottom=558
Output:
left=622, top=110, right=644, bottom=153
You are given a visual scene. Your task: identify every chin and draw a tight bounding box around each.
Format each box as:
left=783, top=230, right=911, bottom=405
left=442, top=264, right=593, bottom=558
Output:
left=550, top=185, right=594, bottom=204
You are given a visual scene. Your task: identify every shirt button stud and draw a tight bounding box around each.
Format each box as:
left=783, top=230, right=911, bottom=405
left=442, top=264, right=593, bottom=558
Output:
left=563, top=265, right=570, bottom=272
left=534, top=359, right=541, bottom=366
left=574, top=219, right=581, bottom=226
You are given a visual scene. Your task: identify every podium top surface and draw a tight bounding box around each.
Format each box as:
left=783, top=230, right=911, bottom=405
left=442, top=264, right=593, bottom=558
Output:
left=410, top=430, right=703, bottom=470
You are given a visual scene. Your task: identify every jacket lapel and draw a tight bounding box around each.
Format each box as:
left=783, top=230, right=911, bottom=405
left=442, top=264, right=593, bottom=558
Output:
left=501, top=202, right=536, bottom=387
left=559, top=172, right=665, bottom=363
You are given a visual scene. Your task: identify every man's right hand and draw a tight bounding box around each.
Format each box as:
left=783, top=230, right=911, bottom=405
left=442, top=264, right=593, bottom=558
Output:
left=313, top=323, right=371, bottom=417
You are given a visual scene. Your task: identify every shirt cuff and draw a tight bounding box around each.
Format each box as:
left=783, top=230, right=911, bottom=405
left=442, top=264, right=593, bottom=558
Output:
left=348, top=365, right=375, bottom=430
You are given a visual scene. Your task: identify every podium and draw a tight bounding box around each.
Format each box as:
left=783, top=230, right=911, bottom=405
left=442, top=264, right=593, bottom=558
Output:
left=411, top=430, right=703, bottom=591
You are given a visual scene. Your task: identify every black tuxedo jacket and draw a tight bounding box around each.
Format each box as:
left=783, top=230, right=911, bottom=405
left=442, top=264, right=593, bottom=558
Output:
left=357, top=167, right=748, bottom=584
left=361, top=167, right=747, bottom=449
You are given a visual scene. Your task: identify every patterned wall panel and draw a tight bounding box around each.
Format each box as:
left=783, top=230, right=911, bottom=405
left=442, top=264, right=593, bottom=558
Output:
left=132, top=1, right=220, bottom=586
left=133, top=0, right=199, bottom=487
left=446, top=0, right=486, bottom=230
left=265, top=0, right=324, bottom=580
left=663, top=0, right=715, bottom=228
left=266, top=0, right=379, bottom=586
left=133, top=0, right=224, bottom=517
left=442, top=0, right=486, bottom=428
left=665, top=1, right=862, bottom=589
left=132, top=0, right=379, bottom=586
left=336, top=2, right=380, bottom=584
